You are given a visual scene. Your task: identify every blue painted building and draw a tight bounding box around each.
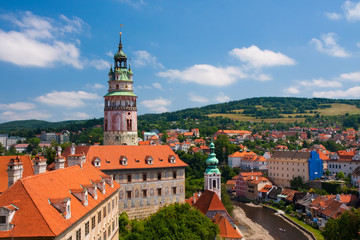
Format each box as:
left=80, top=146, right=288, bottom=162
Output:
left=308, top=151, right=323, bottom=180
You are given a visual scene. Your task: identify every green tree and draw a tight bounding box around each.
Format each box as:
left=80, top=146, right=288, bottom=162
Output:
left=221, top=184, right=234, bottom=215
left=336, top=171, right=345, bottom=180
left=0, top=143, right=5, bottom=155
left=323, top=208, right=360, bottom=240
left=290, top=176, right=306, bottom=191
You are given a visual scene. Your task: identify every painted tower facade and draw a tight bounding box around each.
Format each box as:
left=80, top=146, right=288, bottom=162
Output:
left=103, top=33, right=138, bottom=145
left=204, top=142, right=221, bottom=200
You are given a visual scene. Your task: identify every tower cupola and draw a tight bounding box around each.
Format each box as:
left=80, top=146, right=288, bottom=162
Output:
left=204, top=142, right=221, bottom=199
left=114, top=32, right=127, bottom=69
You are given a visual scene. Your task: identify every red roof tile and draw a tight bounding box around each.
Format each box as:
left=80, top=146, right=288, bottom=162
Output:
left=212, top=213, right=242, bottom=239
left=193, top=190, right=226, bottom=215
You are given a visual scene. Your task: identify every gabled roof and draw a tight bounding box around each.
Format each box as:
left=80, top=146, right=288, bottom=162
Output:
left=0, top=163, right=120, bottom=238
left=212, top=213, right=243, bottom=239
left=193, top=190, right=226, bottom=215
left=0, top=155, right=34, bottom=193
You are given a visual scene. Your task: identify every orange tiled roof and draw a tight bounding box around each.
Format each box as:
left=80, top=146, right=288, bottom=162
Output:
left=212, top=213, right=243, bottom=239
left=259, top=184, right=273, bottom=193
left=0, top=163, right=120, bottom=238
left=139, top=140, right=151, bottom=145
left=0, top=156, right=34, bottom=193
left=193, top=190, right=226, bottom=215
left=217, top=130, right=252, bottom=135
left=226, top=180, right=236, bottom=186
left=228, top=151, right=256, bottom=158
left=83, top=145, right=188, bottom=170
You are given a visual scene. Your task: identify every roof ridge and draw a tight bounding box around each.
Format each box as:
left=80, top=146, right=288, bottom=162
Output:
left=19, top=180, right=56, bottom=236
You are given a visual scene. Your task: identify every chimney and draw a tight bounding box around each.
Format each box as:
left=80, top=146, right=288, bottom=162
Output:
left=54, top=154, right=66, bottom=170
left=70, top=143, right=75, bottom=155
left=67, top=153, right=86, bottom=167
left=57, top=146, right=62, bottom=156
left=7, top=157, right=23, bottom=188
left=33, top=156, right=47, bottom=174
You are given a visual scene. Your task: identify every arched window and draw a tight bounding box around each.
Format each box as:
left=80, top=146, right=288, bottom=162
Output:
left=213, top=179, right=216, bottom=189
left=127, top=119, right=132, bottom=131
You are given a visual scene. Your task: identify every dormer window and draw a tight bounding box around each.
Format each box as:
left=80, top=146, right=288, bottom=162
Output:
left=120, top=156, right=127, bottom=166
left=168, top=155, right=176, bottom=164
left=70, top=188, right=88, bottom=206
left=86, top=183, right=98, bottom=200
left=92, top=157, right=101, bottom=167
left=96, top=180, right=106, bottom=194
left=49, top=197, right=71, bottom=219
left=0, top=204, right=18, bottom=231
left=145, top=155, right=153, bottom=165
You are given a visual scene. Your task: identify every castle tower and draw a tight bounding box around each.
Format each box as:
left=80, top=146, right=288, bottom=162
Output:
left=204, top=142, right=221, bottom=200
left=103, top=32, right=138, bottom=145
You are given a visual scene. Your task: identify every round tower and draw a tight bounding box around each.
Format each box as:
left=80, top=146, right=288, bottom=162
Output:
left=103, top=32, right=138, bottom=145
left=204, top=142, right=221, bottom=199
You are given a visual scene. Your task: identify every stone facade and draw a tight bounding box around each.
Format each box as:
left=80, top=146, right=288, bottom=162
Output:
left=103, top=167, right=186, bottom=219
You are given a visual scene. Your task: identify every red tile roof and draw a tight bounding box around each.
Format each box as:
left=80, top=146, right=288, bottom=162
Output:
left=0, top=163, right=120, bottom=238
left=193, top=190, right=226, bottom=215
left=78, top=145, right=188, bottom=170
left=212, top=213, right=243, bottom=239
left=0, top=155, right=34, bottom=193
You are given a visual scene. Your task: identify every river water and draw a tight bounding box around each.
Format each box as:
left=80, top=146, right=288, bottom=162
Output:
left=233, top=201, right=309, bottom=240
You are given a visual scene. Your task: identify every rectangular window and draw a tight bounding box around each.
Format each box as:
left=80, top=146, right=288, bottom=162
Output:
left=172, top=187, right=176, bottom=194
left=98, top=210, right=101, bottom=223
left=92, top=216, right=96, bottom=229
left=142, top=189, right=147, bottom=197
left=76, top=229, right=81, bottom=240
left=158, top=173, right=161, bottom=180
left=85, top=221, right=89, bottom=236
left=108, top=226, right=111, bottom=236
left=103, top=231, right=106, bottom=240
left=127, top=191, right=132, bottom=199
left=157, top=188, right=162, bottom=196
left=127, top=175, right=132, bottom=183
left=112, top=221, right=115, bottom=232
left=108, top=203, right=110, bottom=214
left=143, top=173, right=147, bottom=181
left=0, top=216, right=6, bottom=223
left=103, top=206, right=106, bottom=218
left=112, top=199, right=114, bottom=210
left=173, top=171, right=177, bottom=179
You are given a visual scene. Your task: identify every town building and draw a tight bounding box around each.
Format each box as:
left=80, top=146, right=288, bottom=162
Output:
left=63, top=144, right=188, bottom=219
left=234, top=172, right=271, bottom=199
left=103, top=33, right=138, bottom=145
left=268, top=151, right=323, bottom=187
left=228, top=150, right=267, bottom=170
left=0, top=163, right=120, bottom=240
left=328, top=150, right=360, bottom=180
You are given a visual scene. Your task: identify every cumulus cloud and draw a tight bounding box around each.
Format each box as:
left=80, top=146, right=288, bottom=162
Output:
left=229, top=45, right=295, bottom=67
left=88, top=59, right=111, bottom=70
left=0, top=11, right=104, bottom=69
left=325, top=12, right=342, bottom=20
left=157, top=64, right=247, bottom=86
left=152, top=82, right=162, bottom=89
left=0, top=102, right=36, bottom=111
left=310, top=33, right=350, bottom=57
left=339, top=71, right=360, bottom=81
left=132, top=50, right=164, bottom=69
left=343, top=0, right=360, bottom=21
left=299, top=78, right=342, bottom=88
left=36, top=91, right=99, bottom=108
left=63, top=112, right=90, bottom=120
left=313, top=86, right=360, bottom=98
left=284, top=86, right=300, bottom=95
left=215, top=92, right=230, bottom=103
left=140, top=97, right=171, bottom=113
left=188, top=93, right=209, bottom=103
left=0, top=110, right=51, bottom=121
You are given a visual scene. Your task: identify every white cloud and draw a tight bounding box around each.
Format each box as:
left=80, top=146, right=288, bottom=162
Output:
left=343, top=0, right=360, bottom=21
left=157, top=64, right=247, bottom=86
left=299, top=78, right=342, bottom=88
left=0, top=102, right=35, bottom=111
left=152, top=82, right=162, bottom=89
left=339, top=71, right=360, bottom=81
left=215, top=92, right=230, bottom=103
left=63, top=112, right=90, bottom=120
left=313, top=86, right=360, bottom=98
left=88, top=59, right=110, bottom=70
left=0, top=11, right=104, bottom=70
left=132, top=50, right=164, bottom=69
left=140, top=97, right=171, bottom=113
left=325, top=12, right=342, bottom=20
left=229, top=45, right=295, bottom=67
left=36, top=91, right=99, bottom=108
left=188, top=93, right=209, bottom=103
left=118, top=0, right=146, bottom=8
left=250, top=72, right=272, bottom=81
left=106, top=51, right=113, bottom=57
left=310, top=33, right=350, bottom=57
left=86, top=83, right=106, bottom=89
left=0, top=110, right=51, bottom=121
left=284, top=86, right=300, bottom=95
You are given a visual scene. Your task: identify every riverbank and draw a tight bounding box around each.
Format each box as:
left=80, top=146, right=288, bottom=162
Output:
left=232, top=204, right=274, bottom=240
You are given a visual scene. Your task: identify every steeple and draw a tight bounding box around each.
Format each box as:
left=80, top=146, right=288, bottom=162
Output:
left=114, top=32, right=127, bottom=69
left=204, top=142, right=221, bottom=199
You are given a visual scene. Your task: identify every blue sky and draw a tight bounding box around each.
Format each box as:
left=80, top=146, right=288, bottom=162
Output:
left=0, top=0, right=360, bottom=123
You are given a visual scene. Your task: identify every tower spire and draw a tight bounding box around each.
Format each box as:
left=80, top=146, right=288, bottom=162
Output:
left=204, top=142, right=221, bottom=199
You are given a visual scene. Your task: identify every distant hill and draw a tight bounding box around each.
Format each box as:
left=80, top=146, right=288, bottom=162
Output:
left=1, top=97, right=359, bottom=134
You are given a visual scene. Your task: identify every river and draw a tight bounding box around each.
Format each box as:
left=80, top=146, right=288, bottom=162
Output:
left=232, top=201, right=309, bottom=240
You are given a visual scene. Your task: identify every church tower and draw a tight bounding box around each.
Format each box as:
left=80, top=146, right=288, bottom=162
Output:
left=103, top=33, right=138, bottom=145
left=204, top=142, right=221, bottom=199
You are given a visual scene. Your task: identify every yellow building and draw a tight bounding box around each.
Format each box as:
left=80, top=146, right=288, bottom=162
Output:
left=268, top=151, right=312, bottom=187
